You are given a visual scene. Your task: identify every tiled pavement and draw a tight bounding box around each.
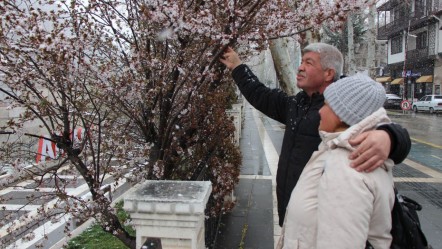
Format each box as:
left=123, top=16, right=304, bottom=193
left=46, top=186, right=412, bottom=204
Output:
left=215, top=101, right=442, bottom=249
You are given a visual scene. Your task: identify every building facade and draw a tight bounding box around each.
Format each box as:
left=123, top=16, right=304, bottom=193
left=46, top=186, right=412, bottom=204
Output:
left=377, top=0, right=442, bottom=100
left=354, top=40, right=388, bottom=77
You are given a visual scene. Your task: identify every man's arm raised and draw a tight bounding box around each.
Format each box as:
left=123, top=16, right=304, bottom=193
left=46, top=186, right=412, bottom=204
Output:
left=219, top=47, right=242, bottom=70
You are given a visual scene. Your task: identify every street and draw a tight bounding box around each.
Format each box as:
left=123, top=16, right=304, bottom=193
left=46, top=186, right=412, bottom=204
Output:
left=388, top=110, right=442, bottom=149
left=386, top=110, right=442, bottom=248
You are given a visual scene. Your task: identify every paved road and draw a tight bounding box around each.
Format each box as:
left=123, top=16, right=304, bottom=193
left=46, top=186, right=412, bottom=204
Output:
left=387, top=110, right=442, bottom=173
left=388, top=110, right=442, bottom=147
left=387, top=110, right=442, bottom=248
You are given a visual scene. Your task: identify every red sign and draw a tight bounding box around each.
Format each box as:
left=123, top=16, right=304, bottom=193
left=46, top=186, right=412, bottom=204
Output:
left=401, top=100, right=412, bottom=110
left=36, top=127, right=85, bottom=163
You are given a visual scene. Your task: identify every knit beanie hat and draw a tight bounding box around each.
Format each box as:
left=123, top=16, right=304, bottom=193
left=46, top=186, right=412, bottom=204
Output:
left=323, top=73, right=386, bottom=126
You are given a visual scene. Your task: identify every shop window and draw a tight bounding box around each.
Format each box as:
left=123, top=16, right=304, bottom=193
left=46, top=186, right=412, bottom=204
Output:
left=435, top=85, right=440, bottom=95
left=426, top=84, right=433, bottom=95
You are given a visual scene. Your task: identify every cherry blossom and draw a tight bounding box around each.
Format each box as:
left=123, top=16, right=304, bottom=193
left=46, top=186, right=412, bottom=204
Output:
left=0, top=0, right=373, bottom=247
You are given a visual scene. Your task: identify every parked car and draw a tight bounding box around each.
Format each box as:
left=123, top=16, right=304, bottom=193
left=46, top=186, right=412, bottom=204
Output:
left=384, top=93, right=402, bottom=109
left=412, top=95, right=442, bottom=113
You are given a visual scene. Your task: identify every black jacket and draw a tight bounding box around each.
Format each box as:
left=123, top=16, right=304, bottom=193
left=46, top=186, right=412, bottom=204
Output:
left=232, top=64, right=411, bottom=226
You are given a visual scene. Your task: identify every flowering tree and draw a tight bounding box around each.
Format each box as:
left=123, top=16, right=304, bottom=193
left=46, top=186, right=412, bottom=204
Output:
left=0, top=0, right=374, bottom=247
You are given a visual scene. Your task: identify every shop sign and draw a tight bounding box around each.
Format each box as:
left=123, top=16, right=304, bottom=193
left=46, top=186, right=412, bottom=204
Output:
left=402, top=70, right=422, bottom=78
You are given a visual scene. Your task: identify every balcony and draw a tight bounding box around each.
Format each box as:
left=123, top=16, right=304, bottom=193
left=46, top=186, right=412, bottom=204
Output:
left=377, top=0, right=440, bottom=40
left=378, top=16, right=409, bottom=40
left=407, top=47, right=429, bottom=64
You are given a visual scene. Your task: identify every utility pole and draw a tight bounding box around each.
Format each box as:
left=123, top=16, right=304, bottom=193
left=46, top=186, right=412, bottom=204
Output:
left=402, top=19, right=411, bottom=101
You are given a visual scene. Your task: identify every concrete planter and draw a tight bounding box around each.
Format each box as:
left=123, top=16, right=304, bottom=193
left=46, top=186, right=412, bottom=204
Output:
left=124, top=181, right=212, bottom=249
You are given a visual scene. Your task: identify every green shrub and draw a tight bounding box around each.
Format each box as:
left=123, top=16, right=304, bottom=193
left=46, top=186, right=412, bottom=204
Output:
left=66, top=201, right=134, bottom=249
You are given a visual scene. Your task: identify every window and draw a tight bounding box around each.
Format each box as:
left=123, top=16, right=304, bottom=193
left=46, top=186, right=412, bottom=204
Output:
left=416, top=32, right=427, bottom=49
left=413, top=0, right=425, bottom=16
left=393, top=8, right=402, bottom=21
left=391, top=36, right=403, bottom=54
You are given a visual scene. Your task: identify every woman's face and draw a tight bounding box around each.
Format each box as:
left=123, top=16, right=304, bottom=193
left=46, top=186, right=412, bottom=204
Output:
left=319, top=102, right=345, bottom=132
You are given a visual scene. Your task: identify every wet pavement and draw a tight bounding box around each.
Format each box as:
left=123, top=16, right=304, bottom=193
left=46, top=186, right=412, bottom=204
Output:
left=387, top=110, right=442, bottom=149
left=216, top=103, right=442, bottom=249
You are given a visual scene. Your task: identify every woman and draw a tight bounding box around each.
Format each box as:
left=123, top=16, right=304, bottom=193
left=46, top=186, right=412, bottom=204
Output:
left=278, top=74, right=395, bottom=249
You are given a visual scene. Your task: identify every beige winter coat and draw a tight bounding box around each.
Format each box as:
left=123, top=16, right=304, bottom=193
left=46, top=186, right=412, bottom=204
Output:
left=277, top=108, right=395, bottom=249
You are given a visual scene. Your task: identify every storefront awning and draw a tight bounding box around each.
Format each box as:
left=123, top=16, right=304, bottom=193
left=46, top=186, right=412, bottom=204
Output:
left=375, top=76, right=392, bottom=83
left=391, top=78, right=404, bottom=85
left=415, top=75, right=433, bottom=83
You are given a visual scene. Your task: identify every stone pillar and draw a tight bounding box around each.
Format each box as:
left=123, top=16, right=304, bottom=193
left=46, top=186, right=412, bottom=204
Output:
left=226, top=103, right=242, bottom=147
left=124, top=181, right=212, bottom=249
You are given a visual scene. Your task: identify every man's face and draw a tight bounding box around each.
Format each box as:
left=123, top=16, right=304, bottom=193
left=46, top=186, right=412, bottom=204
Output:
left=297, top=51, right=332, bottom=94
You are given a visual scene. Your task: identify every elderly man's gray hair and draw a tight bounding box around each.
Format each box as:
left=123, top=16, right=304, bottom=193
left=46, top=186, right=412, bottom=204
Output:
left=302, top=43, right=344, bottom=82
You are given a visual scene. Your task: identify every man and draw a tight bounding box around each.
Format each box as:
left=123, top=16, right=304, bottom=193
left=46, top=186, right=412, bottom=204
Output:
left=220, top=43, right=411, bottom=226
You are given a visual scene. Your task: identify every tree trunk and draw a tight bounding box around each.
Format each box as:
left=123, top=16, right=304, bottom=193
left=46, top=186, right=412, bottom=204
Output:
left=101, top=205, right=136, bottom=248
left=269, top=37, right=301, bottom=95
left=367, top=4, right=377, bottom=79
left=347, top=13, right=356, bottom=75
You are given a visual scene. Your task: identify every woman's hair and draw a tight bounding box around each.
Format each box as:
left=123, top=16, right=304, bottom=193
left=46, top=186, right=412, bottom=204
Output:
left=302, top=43, right=344, bottom=82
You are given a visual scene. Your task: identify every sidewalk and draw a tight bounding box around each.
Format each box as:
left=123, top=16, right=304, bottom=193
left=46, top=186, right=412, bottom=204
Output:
left=215, top=102, right=280, bottom=249
left=215, top=101, right=442, bottom=249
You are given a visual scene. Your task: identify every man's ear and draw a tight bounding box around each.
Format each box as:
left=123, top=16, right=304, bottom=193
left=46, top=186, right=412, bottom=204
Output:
left=324, top=69, right=335, bottom=82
